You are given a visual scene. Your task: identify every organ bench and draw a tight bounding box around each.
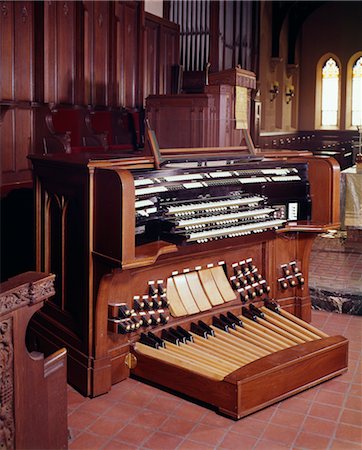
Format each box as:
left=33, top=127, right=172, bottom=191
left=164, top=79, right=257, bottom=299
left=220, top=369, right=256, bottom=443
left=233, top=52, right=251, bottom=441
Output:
left=28, top=147, right=347, bottom=418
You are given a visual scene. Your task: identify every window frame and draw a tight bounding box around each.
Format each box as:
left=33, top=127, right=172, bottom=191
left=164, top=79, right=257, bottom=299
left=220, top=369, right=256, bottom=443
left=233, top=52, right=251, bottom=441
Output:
left=346, top=52, right=362, bottom=129
left=315, top=53, right=342, bottom=130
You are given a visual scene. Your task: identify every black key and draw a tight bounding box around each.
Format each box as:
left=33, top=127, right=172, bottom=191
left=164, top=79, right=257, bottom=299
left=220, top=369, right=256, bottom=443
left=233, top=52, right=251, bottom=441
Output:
left=176, top=326, right=194, bottom=342
left=227, top=311, right=243, bottom=327
left=212, top=316, right=229, bottom=332
left=168, top=327, right=187, bottom=344
left=161, top=329, right=180, bottom=345
left=147, top=331, right=165, bottom=348
left=249, top=304, right=265, bottom=319
left=190, top=322, right=209, bottom=339
left=139, top=332, right=160, bottom=348
left=241, top=306, right=257, bottom=321
left=264, top=299, right=280, bottom=313
left=220, top=313, right=236, bottom=329
left=198, top=320, right=215, bottom=337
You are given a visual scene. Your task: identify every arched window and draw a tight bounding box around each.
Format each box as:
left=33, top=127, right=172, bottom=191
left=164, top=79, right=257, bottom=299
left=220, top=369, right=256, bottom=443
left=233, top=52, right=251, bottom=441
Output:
left=351, top=56, right=362, bottom=126
left=321, top=58, right=340, bottom=126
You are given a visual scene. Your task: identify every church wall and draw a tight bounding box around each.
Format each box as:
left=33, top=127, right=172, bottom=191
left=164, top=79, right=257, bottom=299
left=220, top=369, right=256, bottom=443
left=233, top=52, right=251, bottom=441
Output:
left=299, top=2, right=362, bottom=131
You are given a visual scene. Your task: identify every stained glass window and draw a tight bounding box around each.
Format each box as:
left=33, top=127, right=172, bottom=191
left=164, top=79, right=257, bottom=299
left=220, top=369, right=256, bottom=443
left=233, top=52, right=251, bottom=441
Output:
left=352, top=57, right=362, bottom=126
left=321, top=58, right=339, bottom=126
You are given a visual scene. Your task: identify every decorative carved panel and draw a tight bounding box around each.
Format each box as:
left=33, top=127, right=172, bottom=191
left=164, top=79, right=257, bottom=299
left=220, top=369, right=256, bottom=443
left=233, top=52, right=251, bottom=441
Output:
left=0, top=318, right=14, bottom=450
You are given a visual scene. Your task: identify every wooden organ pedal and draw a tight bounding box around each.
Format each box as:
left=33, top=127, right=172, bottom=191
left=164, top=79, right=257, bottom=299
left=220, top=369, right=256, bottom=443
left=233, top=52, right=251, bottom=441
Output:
left=108, top=258, right=348, bottom=419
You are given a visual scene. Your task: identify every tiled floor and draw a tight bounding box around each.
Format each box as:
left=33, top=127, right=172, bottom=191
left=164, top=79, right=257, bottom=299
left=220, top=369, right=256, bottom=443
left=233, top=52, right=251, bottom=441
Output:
left=67, top=310, right=362, bottom=450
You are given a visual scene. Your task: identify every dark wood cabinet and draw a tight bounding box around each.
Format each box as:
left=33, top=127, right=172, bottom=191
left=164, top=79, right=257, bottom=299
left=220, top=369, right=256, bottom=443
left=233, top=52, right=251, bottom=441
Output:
left=146, top=68, right=257, bottom=149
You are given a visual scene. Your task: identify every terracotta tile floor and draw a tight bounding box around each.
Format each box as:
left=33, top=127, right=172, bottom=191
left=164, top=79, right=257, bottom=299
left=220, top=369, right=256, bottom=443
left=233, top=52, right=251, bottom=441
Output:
left=67, top=310, right=361, bottom=450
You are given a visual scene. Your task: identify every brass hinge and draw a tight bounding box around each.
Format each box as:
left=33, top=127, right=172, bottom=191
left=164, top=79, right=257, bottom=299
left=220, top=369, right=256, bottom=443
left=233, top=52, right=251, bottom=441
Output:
left=125, top=353, right=137, bottom=369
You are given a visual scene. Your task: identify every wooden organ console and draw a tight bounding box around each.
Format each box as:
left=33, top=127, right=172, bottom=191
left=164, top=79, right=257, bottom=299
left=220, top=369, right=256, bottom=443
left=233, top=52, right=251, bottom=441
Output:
left=29, top=140, right=347, bottom=419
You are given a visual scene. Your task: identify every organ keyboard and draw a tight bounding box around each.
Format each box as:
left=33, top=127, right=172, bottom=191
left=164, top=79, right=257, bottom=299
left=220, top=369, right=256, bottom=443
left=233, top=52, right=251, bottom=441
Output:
left=29, top=145, right=343, bottom=416
left=132, top=160, right=310, bottom=245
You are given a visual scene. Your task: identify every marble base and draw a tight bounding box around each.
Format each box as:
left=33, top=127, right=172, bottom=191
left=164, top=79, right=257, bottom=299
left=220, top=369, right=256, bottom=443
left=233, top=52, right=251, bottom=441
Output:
left=311, top=287, right=362, bottom=316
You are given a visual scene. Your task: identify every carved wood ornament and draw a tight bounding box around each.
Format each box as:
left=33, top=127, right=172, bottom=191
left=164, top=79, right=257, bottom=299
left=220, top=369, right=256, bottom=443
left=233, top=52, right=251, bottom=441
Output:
left=0, top=274, right=56, bottom=449
left=0, top=318, right=14, bottom=450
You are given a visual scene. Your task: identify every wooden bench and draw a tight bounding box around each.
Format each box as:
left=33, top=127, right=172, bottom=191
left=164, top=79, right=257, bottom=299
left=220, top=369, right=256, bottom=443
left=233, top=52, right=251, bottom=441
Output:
left=42, top=106, right=106, bottom=154
left=0, top=272, right=68, bottom=449
left=89, top=108, right=144, bottom=152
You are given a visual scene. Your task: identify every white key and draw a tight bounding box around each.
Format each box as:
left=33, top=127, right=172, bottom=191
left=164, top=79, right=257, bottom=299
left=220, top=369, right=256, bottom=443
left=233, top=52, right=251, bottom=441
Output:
left=188, top=219, right=286, bottom=242
left=166, top=196, right=263, bottom=214
left=135, top=186, right=168, bottom=196
left=176, top=208, right=274, bottom=227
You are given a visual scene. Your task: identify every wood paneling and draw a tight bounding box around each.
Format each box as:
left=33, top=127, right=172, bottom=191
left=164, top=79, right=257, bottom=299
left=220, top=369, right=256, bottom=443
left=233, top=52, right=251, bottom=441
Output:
left=84, top=1, right=110, bottom=106
left=1, top=1, right=15, bottom=100
left=1, top=1, right=34, bottom=189
left=1, top=110, right=14, bottom=173
left=144, top=17, right=159, bottom=100
left=44, top=1, right=77, bottom=104
left=14, top=2, right=34, bottom=101
left=115, top=2, right=140, bottom=108
left=1, top=0, right=179, bottom=193
left=144, top=13, right=180, bottom=101
left=161, top=25, right=179, bottom=94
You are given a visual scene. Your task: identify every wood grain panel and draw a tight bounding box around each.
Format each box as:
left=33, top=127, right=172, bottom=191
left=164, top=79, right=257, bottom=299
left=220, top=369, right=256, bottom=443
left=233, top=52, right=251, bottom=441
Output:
left=144, top=17, right=159, bottom=100
left=93, top=1, right=110, bottom=106
left=1, top=110, right=15, bottom=173
left=115, top=1, right=139, bottom=108
left=144, top=13, right=180, bottom=99
left=1, top=1, right=14, bottom=100
left=15, top=108, right=32, bottom=171
left=14, top=1, right=33, bottom=101
left=123, top=3, right=138, bottom=107
left=160, top=25, right=179, bottom=94
left=57, top=1, right=76, bottom=104
left=44, top=1, right=57, bottom=102
left=44, top=1, right=77, bottom=104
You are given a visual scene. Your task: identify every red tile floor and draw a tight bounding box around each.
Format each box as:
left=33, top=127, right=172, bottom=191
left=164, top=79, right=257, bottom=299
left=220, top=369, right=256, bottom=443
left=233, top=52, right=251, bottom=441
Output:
left=67, top=310, right=361, bottom=450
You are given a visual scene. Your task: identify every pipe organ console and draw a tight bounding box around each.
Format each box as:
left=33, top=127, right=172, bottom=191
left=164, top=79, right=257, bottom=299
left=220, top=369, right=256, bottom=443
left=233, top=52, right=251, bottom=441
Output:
left=29, top=147, right=346, bottom=419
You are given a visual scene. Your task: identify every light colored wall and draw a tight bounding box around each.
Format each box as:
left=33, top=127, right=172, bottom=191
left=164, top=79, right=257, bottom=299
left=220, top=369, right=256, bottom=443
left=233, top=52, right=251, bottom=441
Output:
left=299, top=2, right=362, bottom=130
left=144, top=0, right=163, bottom=18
